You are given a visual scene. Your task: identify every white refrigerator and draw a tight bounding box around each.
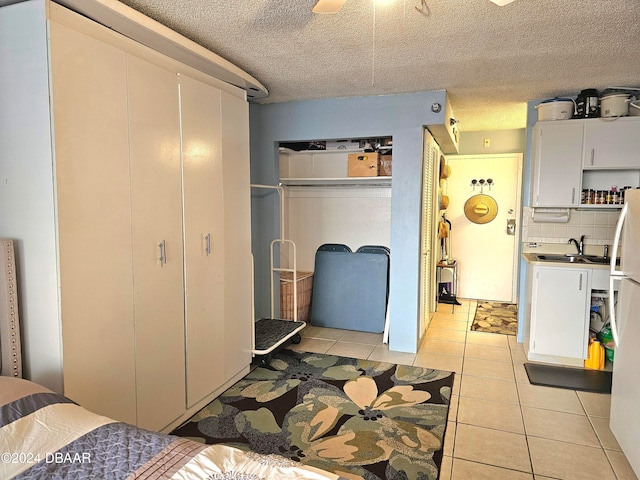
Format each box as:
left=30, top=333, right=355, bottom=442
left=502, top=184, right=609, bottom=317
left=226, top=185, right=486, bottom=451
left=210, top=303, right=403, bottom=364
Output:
left=609, top=189, right=640, bottom=477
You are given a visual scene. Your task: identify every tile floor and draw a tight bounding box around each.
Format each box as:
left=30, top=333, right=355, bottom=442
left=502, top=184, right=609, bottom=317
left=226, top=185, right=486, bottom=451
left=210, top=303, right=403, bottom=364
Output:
left=289, top=298, right=638, bottom=480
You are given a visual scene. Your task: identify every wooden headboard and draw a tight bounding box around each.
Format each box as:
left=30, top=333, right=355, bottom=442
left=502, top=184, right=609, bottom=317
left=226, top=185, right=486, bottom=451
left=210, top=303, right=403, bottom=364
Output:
left=0, top=239, right=22, bottom=377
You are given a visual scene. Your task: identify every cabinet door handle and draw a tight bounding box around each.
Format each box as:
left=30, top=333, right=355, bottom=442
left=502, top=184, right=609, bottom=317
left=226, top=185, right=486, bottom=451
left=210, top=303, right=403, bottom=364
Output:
left=159, top=240, right=167, bottom=267
left=571, top=188, right=576, bottom=204
left=590, top=149, right=595, bottom=166
left=205, top=233, right=211, bottom=256
left=578, top=273, right=583, bottom=291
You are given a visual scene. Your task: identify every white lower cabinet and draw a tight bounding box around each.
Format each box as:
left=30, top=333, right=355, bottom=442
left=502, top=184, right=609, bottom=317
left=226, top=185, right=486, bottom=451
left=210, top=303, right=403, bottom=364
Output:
left=528, top=266, right=590, bottom=365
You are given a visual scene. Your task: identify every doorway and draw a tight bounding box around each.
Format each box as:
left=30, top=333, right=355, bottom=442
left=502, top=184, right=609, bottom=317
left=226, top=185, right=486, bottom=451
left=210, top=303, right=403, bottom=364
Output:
left=444, top=154, right=522, bottom=303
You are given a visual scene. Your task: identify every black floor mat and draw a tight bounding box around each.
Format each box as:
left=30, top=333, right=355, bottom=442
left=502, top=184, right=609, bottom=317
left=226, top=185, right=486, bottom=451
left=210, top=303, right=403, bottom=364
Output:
left=524, top=363, right=612, bottom=393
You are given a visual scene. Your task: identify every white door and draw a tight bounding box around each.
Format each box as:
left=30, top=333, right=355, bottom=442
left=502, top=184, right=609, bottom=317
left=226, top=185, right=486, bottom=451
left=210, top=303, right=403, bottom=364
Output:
left=444, top=154, right=522, bottom=302
left=179, top=74, right=227, bottom=408
left=127, top=55, right=186, bottom=430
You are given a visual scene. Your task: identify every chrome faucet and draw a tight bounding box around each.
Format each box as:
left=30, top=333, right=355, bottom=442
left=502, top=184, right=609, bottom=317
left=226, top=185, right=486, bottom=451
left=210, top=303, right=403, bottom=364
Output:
left=568, top=235, right=585, bottom=255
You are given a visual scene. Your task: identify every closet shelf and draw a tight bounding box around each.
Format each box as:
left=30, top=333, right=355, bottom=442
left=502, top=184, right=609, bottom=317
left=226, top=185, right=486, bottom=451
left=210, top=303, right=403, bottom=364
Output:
left=280, top=177, right=392, bottom=187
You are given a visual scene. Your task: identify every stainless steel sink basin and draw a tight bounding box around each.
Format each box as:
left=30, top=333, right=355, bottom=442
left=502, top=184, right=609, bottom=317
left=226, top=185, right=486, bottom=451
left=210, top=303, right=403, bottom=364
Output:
left=536, top=254, right=588, bottom=263
left=534, top=254, right=619, bottom=265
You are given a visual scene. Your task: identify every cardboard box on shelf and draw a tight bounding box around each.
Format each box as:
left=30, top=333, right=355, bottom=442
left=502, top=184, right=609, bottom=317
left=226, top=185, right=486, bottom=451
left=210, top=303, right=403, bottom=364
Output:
left=348, top=152, right=379, bottom=177
left=379, top=155, right=392, bottom=176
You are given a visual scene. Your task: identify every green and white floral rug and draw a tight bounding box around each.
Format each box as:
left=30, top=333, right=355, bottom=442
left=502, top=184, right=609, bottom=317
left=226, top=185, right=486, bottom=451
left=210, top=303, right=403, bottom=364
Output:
left=172, top=349, right=454, bottom=480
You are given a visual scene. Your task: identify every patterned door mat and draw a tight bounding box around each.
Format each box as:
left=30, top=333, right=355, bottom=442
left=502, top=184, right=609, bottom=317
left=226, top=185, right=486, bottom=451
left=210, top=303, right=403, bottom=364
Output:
left=471, top=301, right=518, bottom=335
left=172, top=349, right=455, bottom=480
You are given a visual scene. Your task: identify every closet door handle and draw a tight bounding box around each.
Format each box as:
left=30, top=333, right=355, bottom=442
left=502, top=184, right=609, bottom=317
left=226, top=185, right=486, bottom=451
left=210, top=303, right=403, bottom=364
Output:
left=159, top=240, right=167, bottom=267
left=205, top=233, right=211, bottom=256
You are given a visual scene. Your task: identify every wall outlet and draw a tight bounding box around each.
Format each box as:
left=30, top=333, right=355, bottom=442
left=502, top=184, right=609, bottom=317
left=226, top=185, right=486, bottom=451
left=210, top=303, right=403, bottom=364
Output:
left=483, top=138, right=491, bottom=148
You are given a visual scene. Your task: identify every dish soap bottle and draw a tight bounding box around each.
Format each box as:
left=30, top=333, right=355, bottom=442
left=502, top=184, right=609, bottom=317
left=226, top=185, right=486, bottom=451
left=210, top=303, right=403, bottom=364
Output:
left=585, top=338, right=605, bottom=370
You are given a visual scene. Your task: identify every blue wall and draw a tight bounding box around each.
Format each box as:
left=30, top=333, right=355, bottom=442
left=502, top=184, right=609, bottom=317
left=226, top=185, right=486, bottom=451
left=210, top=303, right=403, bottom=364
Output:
left=250, top=91, right=447, bottom=352
left=516, top=99, right=542, bottom=342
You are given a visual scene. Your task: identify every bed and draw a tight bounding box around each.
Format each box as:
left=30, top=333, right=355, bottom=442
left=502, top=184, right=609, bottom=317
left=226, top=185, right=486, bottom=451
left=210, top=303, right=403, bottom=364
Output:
left=0, top=239, right=343, bottom=480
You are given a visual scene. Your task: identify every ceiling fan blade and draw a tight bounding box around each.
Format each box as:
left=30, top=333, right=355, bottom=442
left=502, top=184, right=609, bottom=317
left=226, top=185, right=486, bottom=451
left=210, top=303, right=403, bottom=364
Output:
left=312, top=0, right=347, bottom=14
left=489, top=0, right=516, bottom=5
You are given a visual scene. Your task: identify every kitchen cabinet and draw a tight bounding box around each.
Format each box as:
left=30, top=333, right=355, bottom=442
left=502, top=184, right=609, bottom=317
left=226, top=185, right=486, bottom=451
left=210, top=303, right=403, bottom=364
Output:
left=531, top=122, right=583, bottom=207
left=531, top=117, right=640, bottom=208
left=529, top=266, right=590, bottom=364
left=583, top=117, right=640, bottom=169
left=1, top=0, right=252, bottom=432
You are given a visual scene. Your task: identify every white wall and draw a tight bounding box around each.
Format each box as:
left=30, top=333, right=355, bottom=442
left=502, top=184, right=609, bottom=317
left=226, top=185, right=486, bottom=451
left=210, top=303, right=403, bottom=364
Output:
left=522, top=207, right=619, bottom=248
left=282, top=186, right=391, bottom=271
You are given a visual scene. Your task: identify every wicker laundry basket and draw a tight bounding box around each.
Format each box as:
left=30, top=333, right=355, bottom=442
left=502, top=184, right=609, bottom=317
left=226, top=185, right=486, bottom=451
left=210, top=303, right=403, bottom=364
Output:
left=280, top=271, right=313, bottom=321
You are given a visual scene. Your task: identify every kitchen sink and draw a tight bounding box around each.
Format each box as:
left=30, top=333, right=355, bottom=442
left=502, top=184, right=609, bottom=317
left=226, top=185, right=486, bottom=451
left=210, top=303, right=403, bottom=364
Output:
left=534, top=254, right=619, bottom=265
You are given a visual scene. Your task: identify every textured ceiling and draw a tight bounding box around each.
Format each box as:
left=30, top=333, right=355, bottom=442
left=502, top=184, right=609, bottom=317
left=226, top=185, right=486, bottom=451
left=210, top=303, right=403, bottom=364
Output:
left=116, top=0, right=640, bottom=132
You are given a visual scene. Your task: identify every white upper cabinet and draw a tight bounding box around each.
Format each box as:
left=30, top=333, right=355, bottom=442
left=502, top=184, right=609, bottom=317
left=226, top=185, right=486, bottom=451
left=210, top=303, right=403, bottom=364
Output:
left=531, top=121, right=583, bottom=207
left=531, top=117, right=640, bottom=208
left=583, top=117, right=640, bottom=169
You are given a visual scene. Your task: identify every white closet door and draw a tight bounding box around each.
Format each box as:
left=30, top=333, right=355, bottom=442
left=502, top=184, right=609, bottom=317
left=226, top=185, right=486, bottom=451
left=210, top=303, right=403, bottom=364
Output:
left=49, top=21, right=137, bottom=423
left=221, top=91, right=253, bottom=379
left=127, top=55, right=186, bottom=430
left=179, top=74, right=226, bottom=407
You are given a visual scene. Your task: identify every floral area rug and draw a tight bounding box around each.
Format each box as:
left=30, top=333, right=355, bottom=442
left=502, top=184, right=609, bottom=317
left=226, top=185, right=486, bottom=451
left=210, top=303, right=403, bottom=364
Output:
left=171, top=349, right=454, bottom=480
left=471, top=301, right=518, bottom=335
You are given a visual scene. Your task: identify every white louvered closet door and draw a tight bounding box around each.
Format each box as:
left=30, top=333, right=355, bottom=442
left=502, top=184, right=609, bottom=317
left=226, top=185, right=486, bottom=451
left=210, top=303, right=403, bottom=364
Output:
left=419, top=130, right=439, bottom=336
left=127, top=54, right=186, bottom=431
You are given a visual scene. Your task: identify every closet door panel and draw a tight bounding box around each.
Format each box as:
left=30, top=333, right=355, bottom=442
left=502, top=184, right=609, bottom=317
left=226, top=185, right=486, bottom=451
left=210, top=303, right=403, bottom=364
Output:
left=221, top=91, right=252, bottom=378
left=179, top=74, right=226, bottom=407
left=127, top=55, right=186, bottom=430
left=49, top=21, right=137, bottom=423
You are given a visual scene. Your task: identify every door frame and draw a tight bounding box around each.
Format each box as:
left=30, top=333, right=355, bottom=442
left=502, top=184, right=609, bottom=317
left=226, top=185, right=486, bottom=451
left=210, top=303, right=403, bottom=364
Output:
left=445, top=153, right=523, bottom=303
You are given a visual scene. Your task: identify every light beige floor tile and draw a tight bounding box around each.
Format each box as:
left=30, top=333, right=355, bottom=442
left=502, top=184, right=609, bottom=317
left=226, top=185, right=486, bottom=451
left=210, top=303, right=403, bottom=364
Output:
left=589, top=416, right=621, bottom=451
left=429, top=317, right=470, bottom=332
left=454, top=424, right=531, bottom=473
left=466, top=331, right=510, bottom=347
left=444, top=421, right=455, bottom=456
left=425, top=327, right=467, bottom=343
left=451, top=458, right=534, bottom=480
left=516, top=383, right=585, bottom=414
left=429, top=311, right=469, bottom=322
left=419, top=338, right=466, bottom=356
left=509, top=335, right=523, bottom=348
left=577, top=391, right=611, bottom=418
left=302, top=326, right=345, bottom=340
left=462, top=357, right=515, bottom=382
left=413, top=352, right=463, bottom=373
left=510, top=349, right=529, bottom=365
left=440, top=455, right=453, bottom=480
left=337, top=330, right=383, bottom=345
left=452, top=373, right=461, bottom=395
left=458, top=396, right=525, bottom=434
left=522, top=406, right=599, bottom=446
left=459, top=375, right=519, bottom=404
left=604, top=449, right=639, bottom=480
left=289, top=336, right=335, bottom=354
left=528, top=437, right=616, bottom=480
left=325, top=341, right=376, bottom=360
left=464, top=343, right=512, bottom=363
left=513, top=363, right=530, bottom=383
left=367, top=344, right=415, bottom=365
left=448, top=394, right=459, bottom=422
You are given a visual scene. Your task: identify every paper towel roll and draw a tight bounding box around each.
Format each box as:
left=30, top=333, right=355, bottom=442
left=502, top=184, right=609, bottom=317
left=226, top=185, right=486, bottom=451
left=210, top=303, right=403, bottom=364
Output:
left=532, top=208, right=570, bottom=223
